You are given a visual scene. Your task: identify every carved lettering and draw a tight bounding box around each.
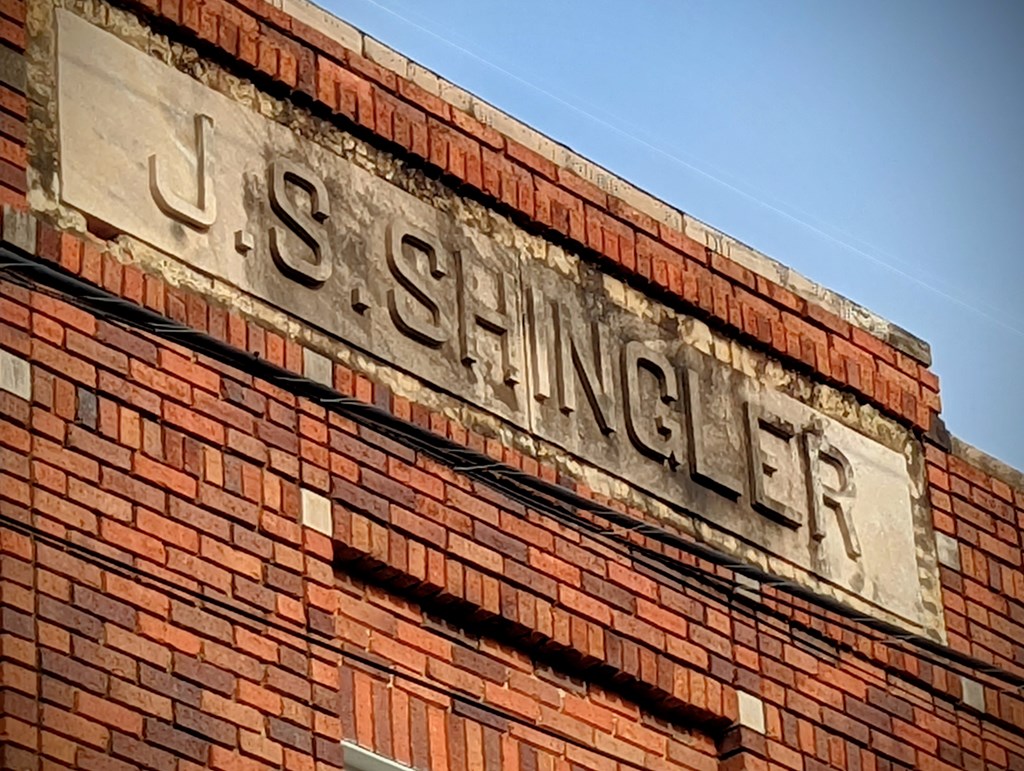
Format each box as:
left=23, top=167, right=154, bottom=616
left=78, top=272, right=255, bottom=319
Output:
left=682, top=368, right=743, bottom=498
left=746, top=403, right=802, bottom=527
left=268, top=159, right=331, bottom=286
left=526, top=286, right=552, bottom=403
left=57, top=9, right=938, bottom=636
left=149, top=113, right=216, bottom=229
left=621, top=342, right=682, bottom=465
left=805, top=426, right=862, bottom=559
left=554, top=304, right=615, bottom=435
left=386, top=222, right=450, bottom=348
left=351, top=284, right=370, bottom=315
left=457, top=254, right=521, bottom=386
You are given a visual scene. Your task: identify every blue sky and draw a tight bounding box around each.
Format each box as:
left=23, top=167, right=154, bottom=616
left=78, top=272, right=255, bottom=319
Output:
left=323, top=0, right=1024, bottom=470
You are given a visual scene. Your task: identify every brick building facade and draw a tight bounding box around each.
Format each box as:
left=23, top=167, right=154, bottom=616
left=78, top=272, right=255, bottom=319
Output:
left=1, top=1, right=1023, bottom=770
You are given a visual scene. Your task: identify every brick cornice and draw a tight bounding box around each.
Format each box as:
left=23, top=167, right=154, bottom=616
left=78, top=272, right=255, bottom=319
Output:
left=91, top=0, right=939, bottom=432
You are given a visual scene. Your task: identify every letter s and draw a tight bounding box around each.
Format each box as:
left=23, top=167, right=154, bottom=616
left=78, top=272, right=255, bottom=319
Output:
left=386, top=222, right=450, bottom=348
left=268, top=159, right=331, bottom=287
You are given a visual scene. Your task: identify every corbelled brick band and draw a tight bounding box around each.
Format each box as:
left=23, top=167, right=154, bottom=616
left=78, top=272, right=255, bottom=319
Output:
left=2, top=1, right=1023, bottom=770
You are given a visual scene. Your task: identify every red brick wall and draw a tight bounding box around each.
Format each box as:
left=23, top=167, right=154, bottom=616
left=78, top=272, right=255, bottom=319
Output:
left=1, top=2, right=1023, bottom=770
left=1, top=216, right=1023, bottom=769
left=0, top=0, right=26, bottom=208
left=928, top=445, right=1024, bottom=682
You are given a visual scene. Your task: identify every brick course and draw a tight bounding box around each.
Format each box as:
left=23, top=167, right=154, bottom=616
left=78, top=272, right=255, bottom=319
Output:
left=1, top=1, right=1022, bottom=769
left=2, top=217, right=1024, bottom=767
left=102, top=0, right=940, bottom=433
left=0, top=0, right=25, bottom=207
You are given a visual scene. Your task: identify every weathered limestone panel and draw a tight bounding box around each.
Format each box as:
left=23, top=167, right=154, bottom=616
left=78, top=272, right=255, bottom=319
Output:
left=52, top=9, right=943, bottom=639
left=524, top=257, right=923, bottom=626
left=57, top=9, right=527, bottom=427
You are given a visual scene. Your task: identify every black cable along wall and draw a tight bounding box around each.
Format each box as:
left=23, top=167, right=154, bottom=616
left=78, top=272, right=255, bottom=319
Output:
left=0, top=243, right=1018, bottom=744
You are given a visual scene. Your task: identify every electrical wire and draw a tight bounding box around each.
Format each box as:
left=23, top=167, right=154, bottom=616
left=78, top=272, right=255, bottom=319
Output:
left=1, top=245, right=1021, bottom=712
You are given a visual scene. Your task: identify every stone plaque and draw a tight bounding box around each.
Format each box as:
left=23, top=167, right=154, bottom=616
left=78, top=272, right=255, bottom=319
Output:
left=54, top=11, right=943, bottom=639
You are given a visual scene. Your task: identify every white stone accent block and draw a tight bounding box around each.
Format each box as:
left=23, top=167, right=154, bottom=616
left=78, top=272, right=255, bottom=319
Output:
left=439, top=81, right=473, bottom=113
left=303, top=348, right=333, bottom=388
left=737, top=691, right=765, bottom=733
left=734, top=572, right=761, bottom=601
left=0, top=349, right=31, bottom=400
left=408, top=63, right=441, bottom=96
left=365, top=38, right=409, bottom=79
left=2, top=205, right=37, bottom=253
left=301, top=488, right=333, bottom=537
left=281, top=0, right=362, bottom=53
left=735, top=573, right=760, bottom=591
left=342, top=741, right=414, bottom=771
left=935, top=532, right=961, bottom=570
left=960, top=676, right=985, bottom=711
